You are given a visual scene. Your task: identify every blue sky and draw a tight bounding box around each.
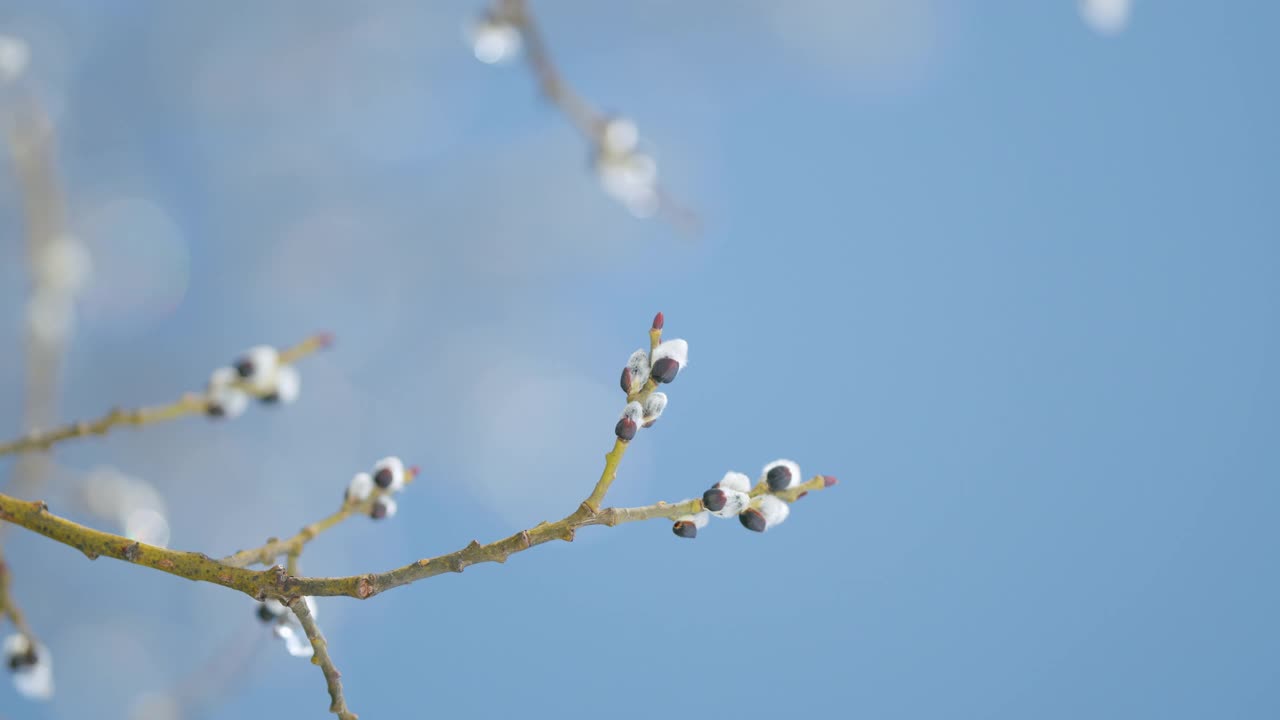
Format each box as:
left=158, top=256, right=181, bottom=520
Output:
left=1, top=2, right=1277, bottom=719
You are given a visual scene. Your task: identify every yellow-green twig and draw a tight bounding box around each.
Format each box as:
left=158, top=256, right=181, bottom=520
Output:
left=0, top=334, right=331, bottom=457
left=221, top=470, right=419, bottom=569
left=290, top=597, right=357, bottom=720
left=0, top=476, right=835, bottom=602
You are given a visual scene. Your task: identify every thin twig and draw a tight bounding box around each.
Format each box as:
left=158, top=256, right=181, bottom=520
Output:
left=221, top=469, right=419, bottom=569
left=289, top=597, right=357, bottom=720
left=0, top=333, right=332, bottom=458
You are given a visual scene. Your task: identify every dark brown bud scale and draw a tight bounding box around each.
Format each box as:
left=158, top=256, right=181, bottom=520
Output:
left=370, top=500, right=389, bottom=520
left=257, top=604, right=280, bottom=623
left=672, top=521, right=697, bottom=539
left=651, top=357, right=679, bottom=384
left=620, top=367, right=633, bottom=393
left=766, top=465, right=793, bottom=492
left=373, top=468, right=394, bottom=489
left=260, top=393, right=280, bottom=404
left=7, top=647, right=37, bottom=670
left=739, top=509, right=767, bottom=533
left=702, top=488, right=727, bottom=512
left=234, top=360, right=255, bottom=379
left=615, top=418, right=637, bottom=442
left=206, top=404, right=226, bottom=418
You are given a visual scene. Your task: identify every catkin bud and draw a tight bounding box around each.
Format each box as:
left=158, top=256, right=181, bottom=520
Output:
left=3, top=634, right=53, bottom=700
left=642, top=392, right=667, bottom=427
left=256, top=599, right=288, bottom=623
left=671, top=510, right=710, bottom=539
left=371, top=496, right=398, bottom=520
left=615, top=401, right=643, bottom=442
left=715, top=471, right=751, bottom=494
left=205, top=366, right=250, bottom=419
left=621, top=349, right=651, bottom=393
left=372, top=456, right=406, bottom=492
left=739, top=495, right=791, bottom=533
left=763, top=459, right=802, bottom=492
left=233, top=346, right=279, bottom=392
left=345, top=472, right=374, bottom=503
left=649, top=339, right=688, bottom=384
left=261, top=364, right=301, bottom=404
left=702, top=487, right=751, bottom=518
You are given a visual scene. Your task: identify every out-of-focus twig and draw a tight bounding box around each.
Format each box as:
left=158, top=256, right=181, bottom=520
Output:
left=6, top=100, right=70, bottom=501
left=0, top=550, right=38, bottom=644
left=0, top=333, right=331, bottom=458
left=492, top=0, right=700, bottom=232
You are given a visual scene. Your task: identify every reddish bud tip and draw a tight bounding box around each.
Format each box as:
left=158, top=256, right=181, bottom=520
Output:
left=672, top=521, right=697, bottom=539
left=619, top=367, right=633, bottom=394
left=615, top=418, right=637, bottom=442
left=315, top=331, right=336, bottom=348
left=409, top=466, right=421, bottom=478
left=739, top=508, right=767, bottom=533
left=652, top=312, right=664, bottom=330
left=823, top=475, right=839, bottom=487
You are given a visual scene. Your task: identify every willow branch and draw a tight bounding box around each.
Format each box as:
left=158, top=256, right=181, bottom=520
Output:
left=290, top=597, right=357, bottom=720
left=0, top=333, right=331, bottom=457
left=0, top=475, right=836, bottom=601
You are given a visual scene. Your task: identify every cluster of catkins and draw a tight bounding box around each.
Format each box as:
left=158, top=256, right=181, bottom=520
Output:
left=204, top=345, right=303, bottom=418
left=3, top=633, right=53, bottom=700
left=672, top=459, right=837, bottom=538
left=255, top=597, right=317, bottom=659
left=615, top=319, right=688, bottom=443
left=344, top=456, right=412, bottom=520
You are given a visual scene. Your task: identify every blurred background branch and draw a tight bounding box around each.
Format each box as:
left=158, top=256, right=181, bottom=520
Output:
left=478, top=0, right=699, bottom=231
